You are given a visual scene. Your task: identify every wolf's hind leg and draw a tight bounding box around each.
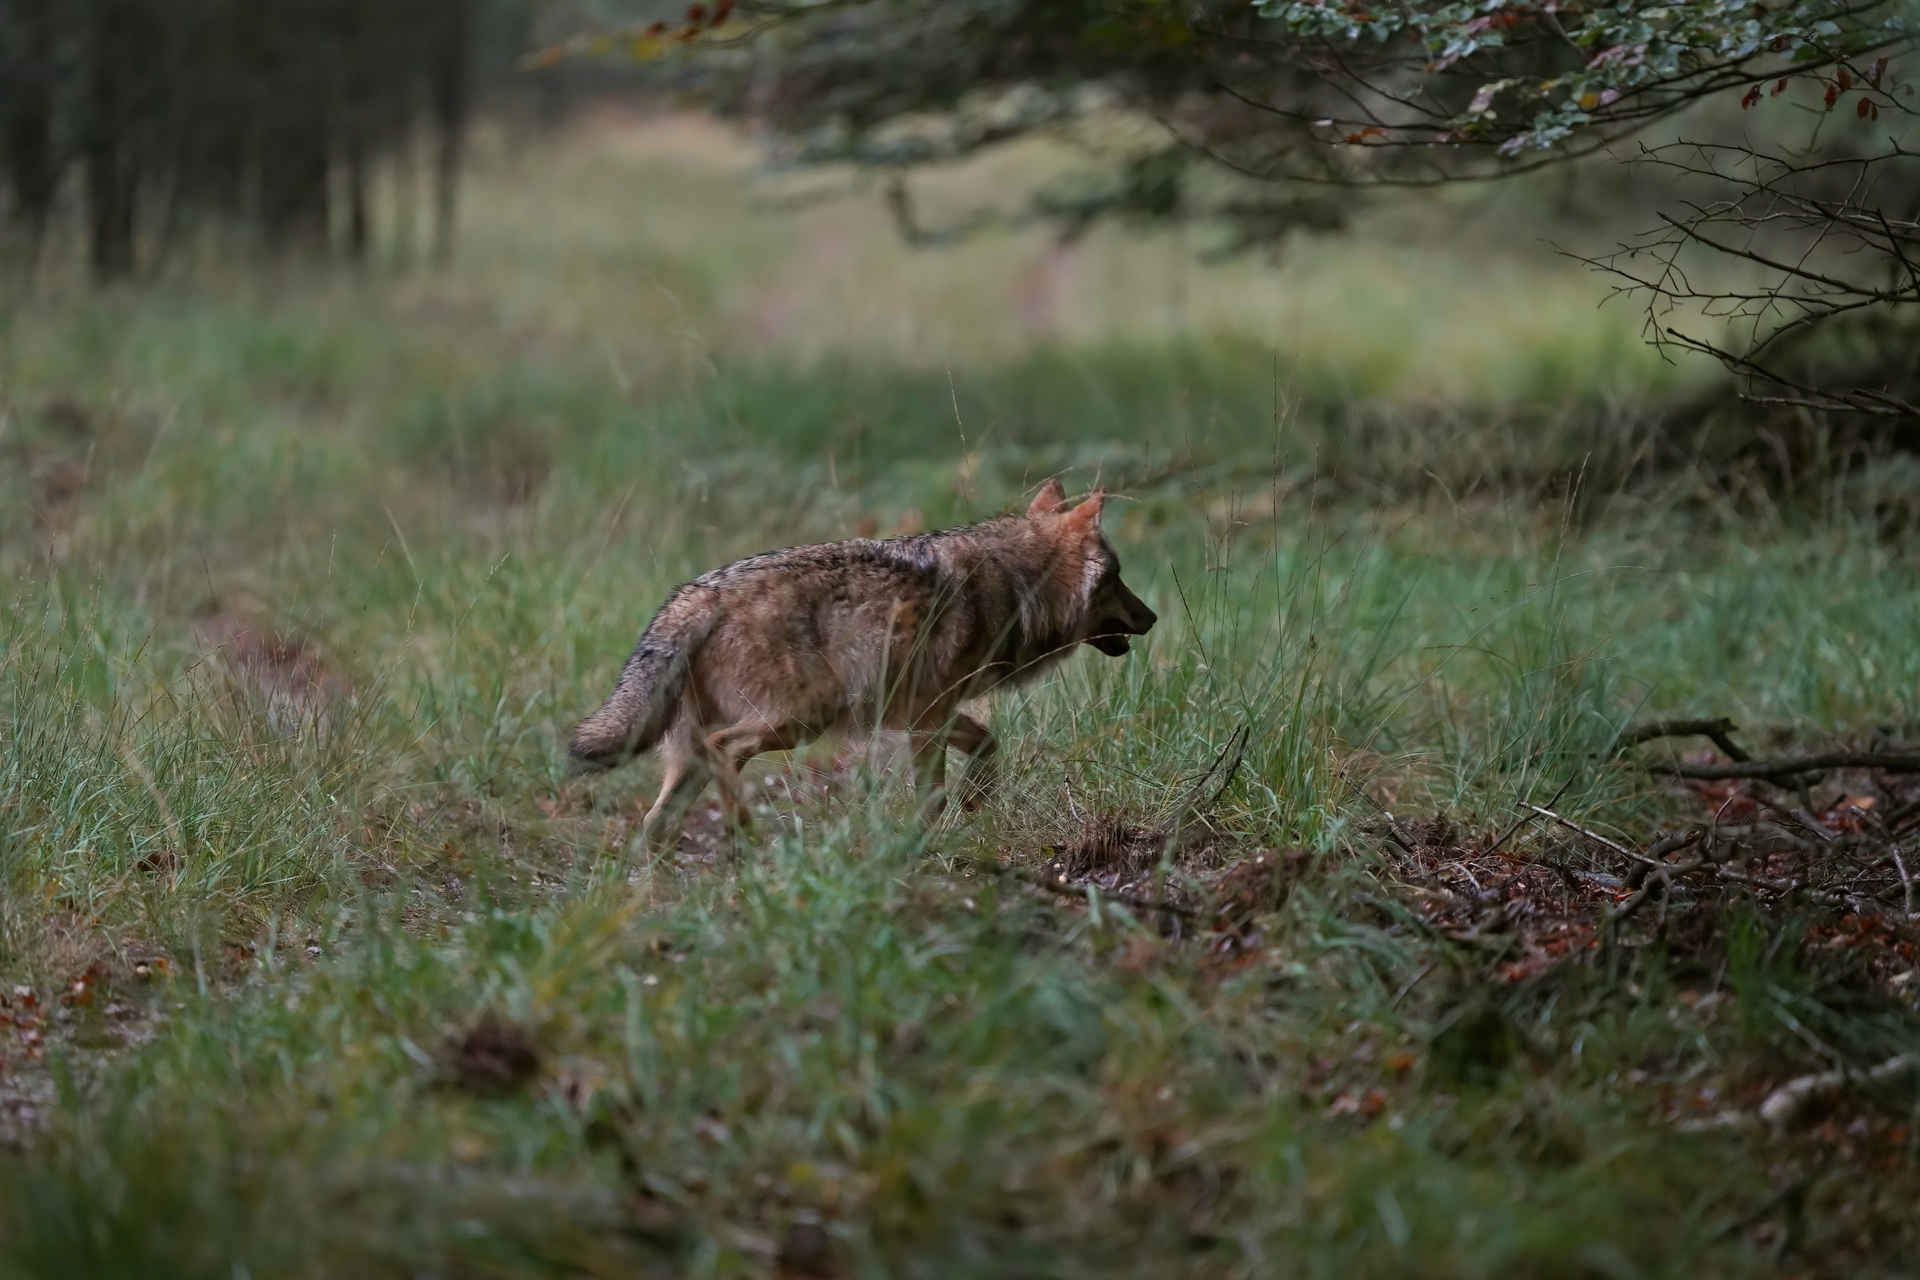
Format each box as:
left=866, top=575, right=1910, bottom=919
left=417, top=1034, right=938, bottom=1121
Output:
left=637, top=735, right=711, bottom=855
left=909, top=731, right=949, bottom=821
left=638, top=758, right=711, bottom=854
left=947, top=714, right=997, bottom=811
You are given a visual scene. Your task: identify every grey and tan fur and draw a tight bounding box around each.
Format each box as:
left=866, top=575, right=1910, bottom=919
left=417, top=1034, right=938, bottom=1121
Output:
left=569, top=479, right=1157, bottom=851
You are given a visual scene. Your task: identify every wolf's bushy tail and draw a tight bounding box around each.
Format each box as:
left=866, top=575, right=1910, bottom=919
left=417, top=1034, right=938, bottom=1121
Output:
left=567, top=592, right=716, bottom=772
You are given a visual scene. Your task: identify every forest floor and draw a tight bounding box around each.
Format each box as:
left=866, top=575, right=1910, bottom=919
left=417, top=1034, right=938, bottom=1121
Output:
left=1, top=112, right=1917, bottom=1278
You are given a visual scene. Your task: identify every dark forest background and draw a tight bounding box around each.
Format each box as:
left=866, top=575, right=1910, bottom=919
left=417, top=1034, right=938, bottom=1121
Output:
left=0, top=0, right=544, bottom=275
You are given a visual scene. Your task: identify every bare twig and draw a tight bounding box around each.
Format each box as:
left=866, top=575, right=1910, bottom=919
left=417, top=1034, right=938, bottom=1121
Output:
left=1609, top=856, right=1707, bottom=928
left=1482, top=775, right=1576, bottom=860
left=1342, top=774, right=1419, bottom=854
left=1740, top=395, right=1907, bottom=416
left=1646, top=751, right=1920, bottom=781
left=1626, top=828, right=1708, bottom=887
left=1387, top=959, right=1438, bottom=1010
left=1759, top=1052, right=1920, bottom=1133
left=1882, top=797, right=1920, bottom=833
left=1618, top=717, right=1752, bottom=763
left=1519, top=802, right=1635, bottom=859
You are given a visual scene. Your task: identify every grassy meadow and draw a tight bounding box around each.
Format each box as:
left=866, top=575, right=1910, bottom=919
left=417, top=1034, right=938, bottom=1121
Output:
left=1, top=112, right=1918, bottom=1278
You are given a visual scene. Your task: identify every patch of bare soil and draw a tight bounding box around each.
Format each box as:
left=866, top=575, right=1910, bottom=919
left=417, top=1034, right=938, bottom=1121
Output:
left=990, top=805, right=1310, bottom=964
left=0, top=955, right=169, bottom=1147
left=445, top=1018, right=543, bottom=1096
left=192, top=600, right=353, bottom=735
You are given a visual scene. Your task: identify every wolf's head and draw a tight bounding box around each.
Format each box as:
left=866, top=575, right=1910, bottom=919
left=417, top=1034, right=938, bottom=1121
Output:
left=1025, top=479, right=1157, bottom=657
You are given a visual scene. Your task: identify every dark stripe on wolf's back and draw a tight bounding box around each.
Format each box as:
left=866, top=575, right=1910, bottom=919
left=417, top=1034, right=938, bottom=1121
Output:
left=693, top=527, right=966, bottom=590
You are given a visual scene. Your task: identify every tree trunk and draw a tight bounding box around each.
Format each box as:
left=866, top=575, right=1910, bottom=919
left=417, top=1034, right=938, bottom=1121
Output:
left=256, top=0, right=332, bottom=251
left=3, top=0, right=58, bottom=248
left=86, top=0, right=143, bottom=279
left=430, top=0, right=471, bottom=265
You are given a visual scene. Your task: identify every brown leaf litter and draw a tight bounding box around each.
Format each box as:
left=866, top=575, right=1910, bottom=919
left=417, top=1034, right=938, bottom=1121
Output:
left=445, top=1018, right=543, bottom=1095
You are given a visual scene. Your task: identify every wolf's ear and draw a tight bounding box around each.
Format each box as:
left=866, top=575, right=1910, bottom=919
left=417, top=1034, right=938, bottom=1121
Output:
left=1066, top=489, right=1106, bottom=529
left=1027, top=477, right=1067, bottom=517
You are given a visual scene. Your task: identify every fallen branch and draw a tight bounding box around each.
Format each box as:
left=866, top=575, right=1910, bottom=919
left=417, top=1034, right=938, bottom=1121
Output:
left=1758, top=1052, right=1920, bottom=1134
left=1624, top=828, right=1707, bottom=889
left=1883, top=796, right=1920, bottom=833
left=1608, top=837, right=1708, bottom=932
left=1712, top=864, right=1900, bottom=917
left=1646, top=751, right=1920, bottom=782
left=1618, top=717, right=1752, bottom=763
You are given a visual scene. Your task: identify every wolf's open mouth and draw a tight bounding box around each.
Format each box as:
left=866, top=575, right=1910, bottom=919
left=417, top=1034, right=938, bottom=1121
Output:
left=1088, top=633, right=1131, bottom=656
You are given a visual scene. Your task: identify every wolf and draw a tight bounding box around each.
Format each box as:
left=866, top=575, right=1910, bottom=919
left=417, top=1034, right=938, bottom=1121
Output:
left=568, top=479, right=1157, bottom=851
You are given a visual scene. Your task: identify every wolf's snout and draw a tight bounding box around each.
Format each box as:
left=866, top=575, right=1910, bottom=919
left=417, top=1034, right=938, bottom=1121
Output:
left=1087, top=581, right=1156, bottom=657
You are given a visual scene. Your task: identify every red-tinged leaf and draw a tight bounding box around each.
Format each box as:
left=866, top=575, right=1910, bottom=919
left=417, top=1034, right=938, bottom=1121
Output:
left=1825, top=84, right=1839, bottom=106
left=712, top=0, right=734, bottom=24
left=645, top=20, right=666, bottom=36
left=1772, top=77, right=1788, bottom=95
left=1871, top=101, right=1880, bottom=120
left=677, top=24, right=700, bottom=40
left=1858, top=95, right=1872, bottom=117
left=1837, top=68, right=1851, bottom=91
left=1742, top=86, right=1761, bottom=109
left=686, top=3, right=706, bottom=21
left=1866, top=57, right=1886, bottom=87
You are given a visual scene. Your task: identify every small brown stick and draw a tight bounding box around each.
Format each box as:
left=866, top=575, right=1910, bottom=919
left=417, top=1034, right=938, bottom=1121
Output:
left=1610, top=857, right=1707, bottom=928
left=1482, top=775, right=1576, bottom=860
left=1893, top=844, right=1915, bottom=920
left=1646, top=751, right=1920, bottom=781
left=1618, top=717, right=1753, bottom=762
left=1883, top=796, right=1920, bottom=833
left=1343, top=776, right=1420, bottom=855
left=1387, top=959, right=1438, bottom=1010
left=1626, top=828, right=1707, bottom=888
left=1519, top=802, right=1636, bottom=860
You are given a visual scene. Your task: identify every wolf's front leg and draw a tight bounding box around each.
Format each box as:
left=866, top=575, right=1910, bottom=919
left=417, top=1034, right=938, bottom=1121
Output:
left=702, top=719, right=806, bottom=834
left=947, top=713, right=996, bottom=811
left=909, top=731, right=949, bottom=821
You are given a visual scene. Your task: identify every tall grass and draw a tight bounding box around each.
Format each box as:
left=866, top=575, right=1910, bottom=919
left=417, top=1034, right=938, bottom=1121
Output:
left=0, top=116, right=1915, bottom=1276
